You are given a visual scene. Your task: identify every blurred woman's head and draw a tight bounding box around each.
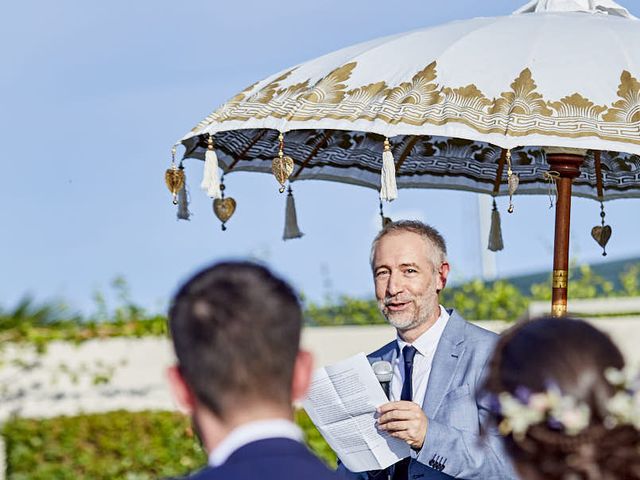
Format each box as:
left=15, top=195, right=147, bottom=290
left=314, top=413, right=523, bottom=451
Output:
left=485, top=317, right=640, bottom=480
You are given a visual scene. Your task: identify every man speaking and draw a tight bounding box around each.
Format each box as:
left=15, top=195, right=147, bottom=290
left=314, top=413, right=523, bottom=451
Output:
left=338, top=221, right=514, bottom=479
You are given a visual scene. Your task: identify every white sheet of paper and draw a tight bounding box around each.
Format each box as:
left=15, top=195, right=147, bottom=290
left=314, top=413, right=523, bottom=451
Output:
left=302, top=352, right=410, bottom=472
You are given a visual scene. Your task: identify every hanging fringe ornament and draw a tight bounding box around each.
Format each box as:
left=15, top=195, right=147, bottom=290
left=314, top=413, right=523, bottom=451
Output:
left=591, top=151, right=612, bottom=256
left=176, top=163, right=191, bottom=221
left=283, top=185, right=304, bottom=240
left=486, top=148, right=508, bottom=251
left=272, top=132, right=294, bottom=193
left=212, top=176, right=236, bottom=231
left=165, top=146, right=185, bottom=205
left=506, top=149, right=519, bottom=213
left=543, top=170, right=560, bottom=209
left=380, top=138, right=398, bottom=202
left=488, top=199, right=504, bottom=252
left=379, top=200, right=392, bottom=228
left=201, top=134, right=222, bottom=199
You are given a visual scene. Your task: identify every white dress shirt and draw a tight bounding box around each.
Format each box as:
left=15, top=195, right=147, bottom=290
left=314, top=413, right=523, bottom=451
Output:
left=208, top=418, right=303, bottom=467
left=390, top=305, right=450, bottom=404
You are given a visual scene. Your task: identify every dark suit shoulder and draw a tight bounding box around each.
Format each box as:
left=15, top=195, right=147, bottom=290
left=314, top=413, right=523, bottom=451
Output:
left=175, top=439, right=341, bottom=480
left=177, top=461, right=340, bottom=480
left=174, top=466, right=214, bottom=480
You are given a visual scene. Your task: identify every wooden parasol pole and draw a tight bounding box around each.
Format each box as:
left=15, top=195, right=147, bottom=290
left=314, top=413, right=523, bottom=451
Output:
left=546, top=153, right=584, bottom=317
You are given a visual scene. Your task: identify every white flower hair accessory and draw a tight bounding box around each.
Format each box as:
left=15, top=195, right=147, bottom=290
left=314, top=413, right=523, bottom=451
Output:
left=604, top=366, right=640, bottom=430
left=492, top=367, right=640, bottom=440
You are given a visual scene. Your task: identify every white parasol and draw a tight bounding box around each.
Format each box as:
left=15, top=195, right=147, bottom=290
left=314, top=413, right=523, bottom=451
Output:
left=171, top=0, right=640, bottom=316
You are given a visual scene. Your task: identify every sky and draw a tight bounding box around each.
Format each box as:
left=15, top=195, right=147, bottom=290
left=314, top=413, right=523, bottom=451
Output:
left=3, top=0, right=640, bottom=316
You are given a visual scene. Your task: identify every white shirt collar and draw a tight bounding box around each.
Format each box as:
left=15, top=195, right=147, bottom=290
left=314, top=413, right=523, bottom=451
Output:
left=396, top=305, right=450, bottom=356
left=208, top=418, right=303, bottom=467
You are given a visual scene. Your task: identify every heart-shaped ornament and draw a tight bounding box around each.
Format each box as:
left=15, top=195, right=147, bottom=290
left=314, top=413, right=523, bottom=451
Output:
left=272, top=155, right=294, bottom=191
left=213, top=197, right=236, bottom=223
left=507, top=173, right=520, bottom=195
left=164, top=167, right=185, bottom=196
left=591, top=225, right=612, bottom=250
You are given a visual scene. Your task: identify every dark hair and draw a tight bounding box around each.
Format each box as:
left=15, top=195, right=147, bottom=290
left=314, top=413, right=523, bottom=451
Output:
left=485, top=317, right=640, bottom=480
left=370, top=220, right=448, bottom=269
left=168, top=261, right=302, bottom=418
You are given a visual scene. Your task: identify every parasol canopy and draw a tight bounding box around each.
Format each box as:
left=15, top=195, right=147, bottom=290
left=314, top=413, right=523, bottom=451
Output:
left=171, top=0, right=640, bottom=316
left=180, top=0, right=640, bottom=199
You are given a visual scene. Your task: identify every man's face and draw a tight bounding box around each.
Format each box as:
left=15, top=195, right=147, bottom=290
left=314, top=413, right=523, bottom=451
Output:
left=372, top=231, right=448, bottom=333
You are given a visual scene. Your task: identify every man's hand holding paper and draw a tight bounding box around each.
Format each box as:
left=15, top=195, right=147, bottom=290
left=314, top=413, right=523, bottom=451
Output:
left=377, top=401, right=427, bottom=450
left=302, top=353, right=410, bottom=473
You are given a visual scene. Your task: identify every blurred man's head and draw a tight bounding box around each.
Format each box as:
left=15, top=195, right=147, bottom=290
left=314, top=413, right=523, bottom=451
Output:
left=167, top=261, right=312, bottom=434
left=370, top=221, right=449, bottom=339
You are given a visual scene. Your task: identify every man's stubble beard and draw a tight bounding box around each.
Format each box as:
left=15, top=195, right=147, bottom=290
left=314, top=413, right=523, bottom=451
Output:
left=379, top=296, right=433, bottom=333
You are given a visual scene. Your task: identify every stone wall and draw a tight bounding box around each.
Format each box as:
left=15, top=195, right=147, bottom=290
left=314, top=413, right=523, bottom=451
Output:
left=3, top=318, right=639, bottom=423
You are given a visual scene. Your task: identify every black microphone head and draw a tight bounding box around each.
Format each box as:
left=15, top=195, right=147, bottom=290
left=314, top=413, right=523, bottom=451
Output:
left=372, top=360, right=393, bottom=383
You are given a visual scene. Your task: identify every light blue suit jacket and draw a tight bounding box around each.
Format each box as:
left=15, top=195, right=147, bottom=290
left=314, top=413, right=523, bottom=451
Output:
left=338, top=310, right=515, bottom=479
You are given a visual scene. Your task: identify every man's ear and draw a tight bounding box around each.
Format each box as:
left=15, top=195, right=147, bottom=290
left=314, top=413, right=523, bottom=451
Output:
left=436, top=262, right=450, bottom=293
left=167, top=365, right=197, bottom=414
left=291, top=350, right=314, bottom=403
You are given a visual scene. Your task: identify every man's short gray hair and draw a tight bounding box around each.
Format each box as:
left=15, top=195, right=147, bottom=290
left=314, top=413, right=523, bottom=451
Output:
left=369, top=220, right=448, bottom=270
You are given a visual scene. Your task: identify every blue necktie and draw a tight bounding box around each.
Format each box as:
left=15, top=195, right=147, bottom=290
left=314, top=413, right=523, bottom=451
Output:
left=400, top=345, right=417, bottom=401
left=392, top=345, right=417, bottom=480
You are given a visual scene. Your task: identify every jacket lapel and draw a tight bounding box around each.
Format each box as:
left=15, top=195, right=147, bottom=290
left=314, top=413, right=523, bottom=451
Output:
left=421, top=310, right=466, bottom=418
left=367, top=340, right=398, bottom=365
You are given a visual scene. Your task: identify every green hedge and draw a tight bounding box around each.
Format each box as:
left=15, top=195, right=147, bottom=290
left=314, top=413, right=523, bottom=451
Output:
left=2, top=410, right=335, bottom=480
left=3, top=263, right=640, bottom=350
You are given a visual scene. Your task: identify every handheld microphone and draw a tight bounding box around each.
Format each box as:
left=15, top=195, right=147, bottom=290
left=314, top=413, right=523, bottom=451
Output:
left=372, top=361, right=393, bottom=400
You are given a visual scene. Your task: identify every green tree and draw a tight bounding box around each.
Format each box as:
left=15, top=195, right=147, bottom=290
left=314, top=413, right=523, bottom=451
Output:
left=619, top=264, right=640, bottom=297
left=530, top=264, right=615, bottom=301
left=305, top=295, right=383, bottom=326
left=442, top=279, right=529, bottom=321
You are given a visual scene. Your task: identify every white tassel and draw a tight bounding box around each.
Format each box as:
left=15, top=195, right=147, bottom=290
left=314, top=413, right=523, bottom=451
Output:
left=380, top=138, right=397, bottom=202
left=283, top=186, right=303, bottom=240
left=200, top=135, right=222, bottom=199
left=488, top=199, right=504, bottom=252
left=200, top=152, right=211, bottom=189
left=177, top=181, right=191, bottom=221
